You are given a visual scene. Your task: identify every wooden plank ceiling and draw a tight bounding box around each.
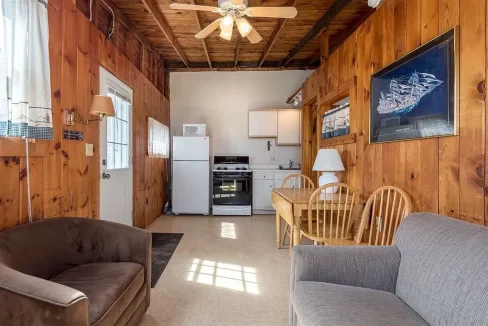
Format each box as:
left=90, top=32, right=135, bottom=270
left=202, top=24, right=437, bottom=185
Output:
left=110, top=0, right=373, bottom=71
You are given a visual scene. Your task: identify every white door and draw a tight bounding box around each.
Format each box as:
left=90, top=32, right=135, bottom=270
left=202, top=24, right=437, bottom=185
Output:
left=173, top=136, right=209, bottom=161
left=99, top=67, right=133, bottom=226
left=172, top=160, right=210, bottom=214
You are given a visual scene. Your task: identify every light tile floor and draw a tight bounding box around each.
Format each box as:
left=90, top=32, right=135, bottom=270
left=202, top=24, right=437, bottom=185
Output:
left=140, top=214, right=291, bottom=326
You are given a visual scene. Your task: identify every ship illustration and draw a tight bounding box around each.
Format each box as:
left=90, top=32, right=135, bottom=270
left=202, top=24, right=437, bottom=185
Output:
left=377, top=72, right=443, bottom=115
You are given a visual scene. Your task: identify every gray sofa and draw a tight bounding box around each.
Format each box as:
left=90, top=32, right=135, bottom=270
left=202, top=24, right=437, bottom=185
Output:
left=290, top=213, right=488, bottom=326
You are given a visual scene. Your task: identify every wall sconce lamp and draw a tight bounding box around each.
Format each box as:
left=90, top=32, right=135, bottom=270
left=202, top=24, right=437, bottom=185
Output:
left=66, top=95, right=116, bottom=126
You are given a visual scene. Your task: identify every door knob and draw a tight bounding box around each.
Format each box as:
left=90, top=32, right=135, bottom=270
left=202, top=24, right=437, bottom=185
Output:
left=102, top=173, right=111, bottom=179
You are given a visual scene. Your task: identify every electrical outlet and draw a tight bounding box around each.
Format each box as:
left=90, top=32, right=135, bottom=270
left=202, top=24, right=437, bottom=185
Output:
left=85, top=143, right=94, bottom=156
left=271, top=156, right=275, bottom=161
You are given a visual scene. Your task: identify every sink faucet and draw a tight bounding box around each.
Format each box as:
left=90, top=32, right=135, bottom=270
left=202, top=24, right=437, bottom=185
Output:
left=289, top=160, right=294, bottom=168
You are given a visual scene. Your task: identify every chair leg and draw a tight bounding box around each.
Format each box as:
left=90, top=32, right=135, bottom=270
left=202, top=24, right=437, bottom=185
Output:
left=281, top=224, right=289, bottom=247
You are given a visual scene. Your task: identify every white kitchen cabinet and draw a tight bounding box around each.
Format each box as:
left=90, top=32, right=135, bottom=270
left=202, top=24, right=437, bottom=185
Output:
left=253, top=179, right=274, bottom=210
left=253, top=170, right=301, bottom=212
left=248, top=110, right=278, bottom=138
left=277, top=109, right=301, bottom=145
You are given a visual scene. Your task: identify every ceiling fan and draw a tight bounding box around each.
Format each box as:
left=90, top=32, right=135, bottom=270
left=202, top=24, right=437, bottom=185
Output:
left=170, top=0, right=298, bottom=43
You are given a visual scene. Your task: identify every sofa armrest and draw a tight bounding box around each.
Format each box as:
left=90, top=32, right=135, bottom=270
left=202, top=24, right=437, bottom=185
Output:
left=289, top=246, right=400, bottom=326
left=0, top=265, right=89, bottom=326
left=291, top=245, right=401, bottom=293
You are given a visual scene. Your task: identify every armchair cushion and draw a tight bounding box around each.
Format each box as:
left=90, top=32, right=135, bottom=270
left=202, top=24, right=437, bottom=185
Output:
left=292, top=281, right=428, bottom=326
left=50, top=262, right=144, bottom=325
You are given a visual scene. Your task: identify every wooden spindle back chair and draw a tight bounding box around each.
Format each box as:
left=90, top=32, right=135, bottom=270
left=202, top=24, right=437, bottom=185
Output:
left=281, top=174, right=315, bottom=189
left=279, top=174, right=315, bottom=251
left=301, top=183, right=361, bottom=246
left=357, top=186, right=412, bottom=246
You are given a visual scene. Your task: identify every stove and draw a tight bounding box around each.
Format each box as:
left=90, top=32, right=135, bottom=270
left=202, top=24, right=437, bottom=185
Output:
left=212, top=156, right=252, bottom=216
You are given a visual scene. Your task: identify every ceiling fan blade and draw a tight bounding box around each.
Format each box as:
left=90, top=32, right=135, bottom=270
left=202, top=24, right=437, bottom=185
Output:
left=170, top=3, right=218, bottom=12
left=246, top=7, right=298, bottom=19
left=195, top=18, right=222, bottom=39
left=246, top=28, right=262, bottom=44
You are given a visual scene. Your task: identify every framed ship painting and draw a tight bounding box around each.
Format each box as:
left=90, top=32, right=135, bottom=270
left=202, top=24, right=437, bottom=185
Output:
left=370, top=26, right=459, bottom=144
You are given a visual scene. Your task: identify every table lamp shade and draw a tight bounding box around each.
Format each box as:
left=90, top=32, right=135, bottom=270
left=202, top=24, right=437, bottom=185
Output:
left=312, top=149, right=345, bottom=172
left=89, top=95, right=116, bottom=118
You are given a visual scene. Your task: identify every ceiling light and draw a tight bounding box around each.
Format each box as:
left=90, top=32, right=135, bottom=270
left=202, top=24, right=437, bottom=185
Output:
left=220, top=14, right=234, bottom=32
left=220, top=28, right=233, bottom=41
left=368, top=0, right=383, bottom=8
left=236, top=18, right=252, bottom=37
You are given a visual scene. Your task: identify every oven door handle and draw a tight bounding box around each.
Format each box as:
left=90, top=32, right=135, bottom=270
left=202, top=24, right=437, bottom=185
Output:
left=213, top=177, right=252, bottom=181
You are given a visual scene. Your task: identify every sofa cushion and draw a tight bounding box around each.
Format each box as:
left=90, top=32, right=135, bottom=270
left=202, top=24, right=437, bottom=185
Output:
left=292, top=281, right=428, bottom=326
left=395, top=213, right=488, bottom=326
left=50, top=262, right=144, bottom=325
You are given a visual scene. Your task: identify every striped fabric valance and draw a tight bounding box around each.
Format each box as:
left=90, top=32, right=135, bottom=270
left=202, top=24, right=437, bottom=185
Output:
left=0, top=0, right=53, bottom=140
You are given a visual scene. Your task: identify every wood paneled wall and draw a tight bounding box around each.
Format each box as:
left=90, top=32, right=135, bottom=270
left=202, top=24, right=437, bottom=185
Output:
left=0, top=0, right=170, bottom=231
left=301, top=0, right=487, bottom=226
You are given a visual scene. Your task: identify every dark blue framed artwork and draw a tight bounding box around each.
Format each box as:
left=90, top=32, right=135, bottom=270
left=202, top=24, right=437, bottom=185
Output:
left=370, top=27, right=459, bottom=144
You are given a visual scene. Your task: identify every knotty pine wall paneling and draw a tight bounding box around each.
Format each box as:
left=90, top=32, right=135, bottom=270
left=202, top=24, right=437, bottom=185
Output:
left=302, top=0, right=487, bottom=226
left=0, top=0, right=169, bottom=231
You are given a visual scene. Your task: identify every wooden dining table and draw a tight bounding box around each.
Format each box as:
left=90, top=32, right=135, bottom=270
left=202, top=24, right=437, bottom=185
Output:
left=272, top=188, right=367, bottom=250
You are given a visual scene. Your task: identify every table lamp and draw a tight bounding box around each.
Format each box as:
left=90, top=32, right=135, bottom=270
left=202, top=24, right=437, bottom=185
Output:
left=312, top=149, right=345, bottom=193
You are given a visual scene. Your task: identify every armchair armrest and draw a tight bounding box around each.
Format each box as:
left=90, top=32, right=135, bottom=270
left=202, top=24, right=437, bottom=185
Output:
left=0, top=265, right=89, bottom=326
left=291, top=245, right=400, bottom=293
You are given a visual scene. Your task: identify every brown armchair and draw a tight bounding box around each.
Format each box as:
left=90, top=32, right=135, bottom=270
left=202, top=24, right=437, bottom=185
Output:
left=0, top=217, right=151, bottom=326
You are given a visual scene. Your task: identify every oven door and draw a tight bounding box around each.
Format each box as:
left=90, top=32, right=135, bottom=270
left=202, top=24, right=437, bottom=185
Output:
left=213, top=174, right=252, bottom=206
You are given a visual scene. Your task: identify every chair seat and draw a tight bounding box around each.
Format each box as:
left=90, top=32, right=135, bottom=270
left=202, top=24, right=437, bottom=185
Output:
left=300, top=222, right=354, bottom=244
left=292, top=281, right=428, bottom=326
left=51, top=262, right=144, bottom=325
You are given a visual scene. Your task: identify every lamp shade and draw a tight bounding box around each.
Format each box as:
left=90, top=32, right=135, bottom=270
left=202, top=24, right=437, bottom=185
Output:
left=312, top=149, right=345, bottom=172
left=89, top=95, right=116, bottom=118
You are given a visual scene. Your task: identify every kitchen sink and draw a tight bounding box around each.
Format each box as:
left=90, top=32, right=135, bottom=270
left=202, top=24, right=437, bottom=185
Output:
left=278, top=166, right=301, bottom=170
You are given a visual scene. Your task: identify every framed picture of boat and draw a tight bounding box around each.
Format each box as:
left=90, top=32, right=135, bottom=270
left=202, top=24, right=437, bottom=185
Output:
left=370, top=26, right=459, bottom=144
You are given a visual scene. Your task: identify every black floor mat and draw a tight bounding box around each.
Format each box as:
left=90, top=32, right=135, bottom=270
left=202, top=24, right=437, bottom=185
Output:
left=151, top=233, right=184, bottom=288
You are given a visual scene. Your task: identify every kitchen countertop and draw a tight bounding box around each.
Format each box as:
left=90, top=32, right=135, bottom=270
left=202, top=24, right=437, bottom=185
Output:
left=250, top=164, right=301, bottom=172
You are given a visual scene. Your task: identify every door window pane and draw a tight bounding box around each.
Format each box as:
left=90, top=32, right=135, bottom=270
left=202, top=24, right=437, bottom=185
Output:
left=106, top=88, right=130, bottom=170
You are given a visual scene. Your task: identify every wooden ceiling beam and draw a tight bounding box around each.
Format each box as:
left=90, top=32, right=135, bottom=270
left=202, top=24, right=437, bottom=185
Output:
left=141, top=0, right=189, bottom=67
left=257, top=0, right=299, bottom=68
left=190, top=0, right=212, bottom=68
left=306, top=7, right=375, bottom=66
left=234, top=33, right=242, bottom=68
left=281, top=0, right=352, bottom=67
left=166, top=60, right=318, bottom=71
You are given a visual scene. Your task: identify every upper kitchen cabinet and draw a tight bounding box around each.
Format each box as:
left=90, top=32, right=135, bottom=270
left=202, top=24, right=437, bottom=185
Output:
left=277, top=109, right=301, bottom=145
left=248, top=110, right=278, bottom=138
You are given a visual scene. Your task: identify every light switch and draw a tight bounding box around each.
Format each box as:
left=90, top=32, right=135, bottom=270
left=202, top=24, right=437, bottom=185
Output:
left=86, top=143, right=94, bottom=156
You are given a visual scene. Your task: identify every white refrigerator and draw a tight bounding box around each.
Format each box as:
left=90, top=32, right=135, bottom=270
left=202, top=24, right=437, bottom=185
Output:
left=172, top=136, right=210, bottom=215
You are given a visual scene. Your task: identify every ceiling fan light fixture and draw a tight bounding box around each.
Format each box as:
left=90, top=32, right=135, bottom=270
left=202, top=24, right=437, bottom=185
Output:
left=236, top=18, right=252, bottom=37
left=219, top=28, right=233, bottom=41
left=220, top=14, right=234, bottom=32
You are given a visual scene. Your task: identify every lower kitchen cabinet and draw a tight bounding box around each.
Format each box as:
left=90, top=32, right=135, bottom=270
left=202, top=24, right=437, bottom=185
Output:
left=253, top=170, right=301, bottom=212
left=253, top=179, right=274, bottom=210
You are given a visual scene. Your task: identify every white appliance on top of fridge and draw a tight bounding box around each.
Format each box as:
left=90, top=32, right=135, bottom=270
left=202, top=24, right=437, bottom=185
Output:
left=172, top=136, right=210, bottom=215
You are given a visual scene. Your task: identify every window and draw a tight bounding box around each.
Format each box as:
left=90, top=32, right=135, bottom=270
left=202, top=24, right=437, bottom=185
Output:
left=148, top=118, right=170, bottom=158
left=106, top=88, right=131, bottom=170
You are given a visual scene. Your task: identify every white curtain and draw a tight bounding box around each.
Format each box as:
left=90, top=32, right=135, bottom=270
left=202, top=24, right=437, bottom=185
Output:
left=0, top=0, right=53, bottom=139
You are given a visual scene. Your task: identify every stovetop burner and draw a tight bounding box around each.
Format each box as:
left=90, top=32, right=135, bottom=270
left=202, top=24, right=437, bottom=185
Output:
left=213, top=155, right=250, bottom=172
